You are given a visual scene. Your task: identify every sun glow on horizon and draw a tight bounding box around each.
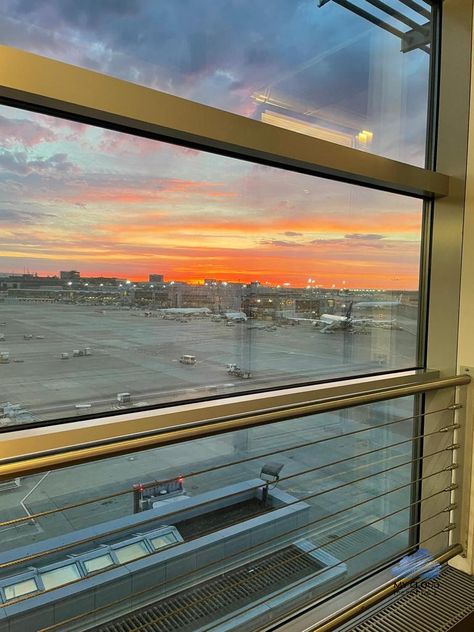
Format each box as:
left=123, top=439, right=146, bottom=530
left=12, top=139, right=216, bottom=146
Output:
left=0, top=104, right=423, bottom=293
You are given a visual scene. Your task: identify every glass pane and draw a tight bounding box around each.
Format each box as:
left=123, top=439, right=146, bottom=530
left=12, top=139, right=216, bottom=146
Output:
left=84, top=554, right=114, bottom=573
left=150, top=533, right=178, bottom=551
left=0, top=1, right=434, bottom=165
left=1, top=396, right=453, bottom=630
left=114, top=542, right=148, bottom=564
left=4, top=578, right=38, bottom=600
left=0, top=105, right=422, bottom=426
left=40, top=564, right=81, bottom=590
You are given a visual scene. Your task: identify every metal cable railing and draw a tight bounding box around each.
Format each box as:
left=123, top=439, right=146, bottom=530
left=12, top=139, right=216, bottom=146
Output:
left=0, top=401, right=458, bottom=530
left=0, top=372, right=468, bottom=632
left=3, top=454, right=455, bottom=611
left=0, top=419, right=459, bottom=571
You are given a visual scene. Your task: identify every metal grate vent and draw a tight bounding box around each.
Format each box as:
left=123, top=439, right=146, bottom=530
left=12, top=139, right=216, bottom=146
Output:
left=95, top=544, right=323, bottom=632
left=339, top=565, right=474, bottom=632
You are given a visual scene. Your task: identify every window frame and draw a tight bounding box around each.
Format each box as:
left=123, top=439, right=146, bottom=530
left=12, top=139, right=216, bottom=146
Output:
left=37, top=561, right=83, bottom=591
left=0, top=1, right=471, bottom=628
left=0, top=45, right=447, bottom=200
left=0, top=572, right=40, bottom=603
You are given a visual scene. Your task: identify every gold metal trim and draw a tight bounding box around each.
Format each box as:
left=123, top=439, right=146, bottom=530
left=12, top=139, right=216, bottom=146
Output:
left=0, top=372, right=469, bottom=480
left=0, top=46, right=449, bottom=198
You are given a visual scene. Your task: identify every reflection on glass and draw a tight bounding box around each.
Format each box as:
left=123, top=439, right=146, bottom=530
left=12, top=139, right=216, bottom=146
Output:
left=114, top=543, right=149, bottom=564
left=4, top=578, right=38, bottom=600
left=40, top=564, right=81, bottom=590
left=0, top=1, right=433, bottom=164
left=84, top=554, right=115, bottom=574
left=0, top=105, right=422, bottom=426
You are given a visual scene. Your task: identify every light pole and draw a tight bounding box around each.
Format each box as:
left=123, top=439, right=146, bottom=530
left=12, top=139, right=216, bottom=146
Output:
left=307, top=278, right=317, bottom=318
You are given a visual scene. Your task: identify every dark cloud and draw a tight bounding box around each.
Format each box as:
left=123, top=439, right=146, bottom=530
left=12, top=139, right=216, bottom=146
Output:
left=260, top=239, right=303, bottom=248
left=3, top=1, right=375, bottom=117
left=0, top=208, right=56, bottom=223
left=15, top=0, right=141, bottom=28
left=244, top=45, right=274, bottom=67
left=311, top=238, right=344, bottom=246
left=0, top=209, right=34, bottom=223
left=0, top=151, right=75, bottom=176
left=311, top=237, right=384, bottom=249
left=282, top=231, right=303, bottom=237
left=344, top=233, right=385, bottom=240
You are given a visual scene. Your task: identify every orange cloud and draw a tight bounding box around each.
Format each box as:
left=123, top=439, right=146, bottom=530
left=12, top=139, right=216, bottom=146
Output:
left=1, top=230, right=420, bottom=289
left=54, top=178, right=237, bottom=207
left=97, top=210, right=420, bottom=239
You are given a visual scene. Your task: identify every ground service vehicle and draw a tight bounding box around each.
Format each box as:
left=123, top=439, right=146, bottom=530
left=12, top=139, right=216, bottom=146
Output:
left=179, top=354, right=196, bottom=365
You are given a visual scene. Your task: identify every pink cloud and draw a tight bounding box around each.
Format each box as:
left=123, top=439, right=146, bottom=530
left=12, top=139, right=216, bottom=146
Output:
left=0, top=114, right=56, bottom=147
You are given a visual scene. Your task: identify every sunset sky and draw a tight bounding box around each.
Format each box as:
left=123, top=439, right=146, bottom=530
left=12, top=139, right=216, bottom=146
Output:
left=0, top=1, right=429, bottom=289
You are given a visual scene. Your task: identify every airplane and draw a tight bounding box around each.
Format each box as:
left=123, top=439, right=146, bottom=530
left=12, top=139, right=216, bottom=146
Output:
left=314, top=302, right=354, bottom=333
left=314, top=302, right=398, bottom=333
left=285, top=316, right=318, bottom=323
left=352, top=294, right=403, bottom=309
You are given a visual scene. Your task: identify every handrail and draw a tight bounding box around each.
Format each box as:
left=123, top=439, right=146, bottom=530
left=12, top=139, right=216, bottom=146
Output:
left=0, top=371, right=469, bottom=480
left=0, top=403, right=456, bottom=528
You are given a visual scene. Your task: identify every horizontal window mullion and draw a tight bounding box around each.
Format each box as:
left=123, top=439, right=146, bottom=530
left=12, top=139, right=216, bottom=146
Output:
left=0, top=46, right=448, bottom=199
